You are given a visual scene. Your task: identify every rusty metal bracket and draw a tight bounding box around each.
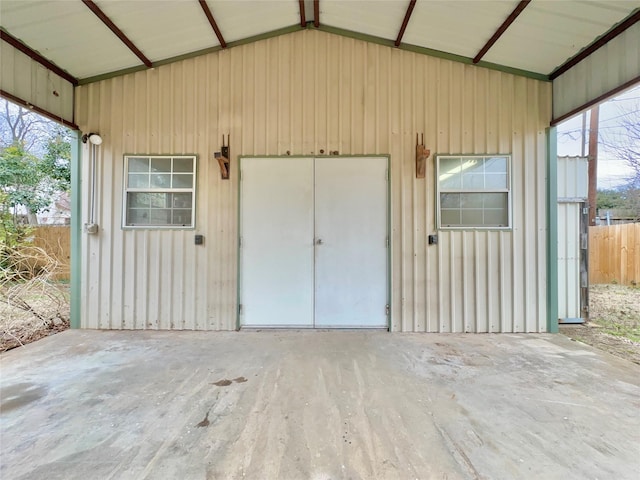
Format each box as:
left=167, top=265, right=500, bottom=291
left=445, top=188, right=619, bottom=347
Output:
left=416, top=133, right=430, bottom=179
left=215, top=134, right=230, bottom=180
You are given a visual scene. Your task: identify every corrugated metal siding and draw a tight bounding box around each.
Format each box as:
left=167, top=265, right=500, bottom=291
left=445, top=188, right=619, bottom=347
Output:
left=557, top=203, right=582, bottom=319
left=75, top=29, right=552, bottom=332
left=558, top=156, right=588, bottom=199
left=1, top=41, right=74, bottom=124
left=553, top=22, right=640, bottom=121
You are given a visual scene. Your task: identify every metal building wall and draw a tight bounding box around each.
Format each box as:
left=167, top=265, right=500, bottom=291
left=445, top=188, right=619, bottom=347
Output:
left=75, top=29, right=552, bottom=332
left=553, top=22, right=640, bottom=122
left=557, top=156, right=588, bottom=320
left=0, top=41, right=74, bottom=124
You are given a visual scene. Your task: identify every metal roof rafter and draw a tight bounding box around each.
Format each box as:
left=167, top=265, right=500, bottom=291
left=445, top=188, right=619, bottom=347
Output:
left=314, top=0, right=320, bottom=28
left=299, top=1, right=306, bottom=28
left=395, top=0, right=416, bottom=47
left=82, top=0, right=152, bottom=68
left=199, top=0, right=227, bottom=49
left=473, top=0, right=531, bottom=64
left=0, top=29, right=78, bottom=85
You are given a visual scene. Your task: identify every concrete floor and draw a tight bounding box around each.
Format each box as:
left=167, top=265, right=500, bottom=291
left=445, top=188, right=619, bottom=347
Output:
left=1, top=331, right=639, bottom=480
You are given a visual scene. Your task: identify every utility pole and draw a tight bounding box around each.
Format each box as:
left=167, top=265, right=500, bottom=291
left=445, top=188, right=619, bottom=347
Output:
left=588, top=105, right=599, bottom=226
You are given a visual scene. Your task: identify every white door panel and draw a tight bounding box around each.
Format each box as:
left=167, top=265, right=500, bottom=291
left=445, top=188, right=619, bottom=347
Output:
left=314, top=157, right=388, bottom=327
left=240, top=157, right=314, bottom=327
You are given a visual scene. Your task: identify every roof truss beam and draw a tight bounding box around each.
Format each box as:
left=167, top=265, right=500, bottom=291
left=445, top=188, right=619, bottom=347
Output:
left=82, top=0, right=152, bottom=68
left=299, top=1, right=306, bottom=28
left=199, top=0, right=227, bottom=49
left=473, top=0, right=530, bottom=64
left=0, top=29, right=78, bottom=85
left=314, top=0, right=320, bottom=28
left=395, top=0, right=416, bottom=47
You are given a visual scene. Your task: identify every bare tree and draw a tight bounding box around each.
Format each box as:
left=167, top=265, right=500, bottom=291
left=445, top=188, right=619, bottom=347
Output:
left=0, top=101, right=51, bottom=153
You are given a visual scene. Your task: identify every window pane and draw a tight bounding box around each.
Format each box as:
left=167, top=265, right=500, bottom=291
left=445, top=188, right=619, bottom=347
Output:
left=461, top=157, right=483, bottom=174
left=127, top=208, right=149, bottom=225
left=484, top=209, right=508, bottom=226
left=439, top=158, right=462, bottom=189
left=128, top=157, right=149, bottom=172
left=150, top=174, right=171, bottom=188
left=149, top=209, right=171, bottom=224
left=173, top=157, right=194, bottom=173
left=172, top=209, right=192, bottom=225
left=172, top=193, right=192, bottom=208
left=483, top=193, right=507, bottom=209
left=460, top=193, right=484, bottom=207
left=484, top=156, right=507, bottom=174
left=151, top=157, right=171, bottom=173
left=172, top=174, right=193, bottom=188
left=462, top=173, right=484, bottom=189
left=461, top=209, right=484, bottom=225
left=441, top=209, right=461, bottom=225
left=485, top=173, right=507, bottom=189
left=128, top=173, right=149, bottom=188
left=147, top=193, right=169, bottom=208
left=127, top=192, right=150, bottom=208
left=440, top=193, right=460, bottom=208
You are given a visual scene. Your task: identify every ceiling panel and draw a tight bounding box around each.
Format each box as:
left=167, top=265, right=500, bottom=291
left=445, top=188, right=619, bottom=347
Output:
left=209, top=0, right=300, bottom=43
left=95, top=0, right=220, bottom=62
left=483, top=0, right=639, bottom=74
left=320, top=0, right=407, bottom=41
left=402, top=0, right=517, bottom=59
left=0, top=0, right=140, bottom=78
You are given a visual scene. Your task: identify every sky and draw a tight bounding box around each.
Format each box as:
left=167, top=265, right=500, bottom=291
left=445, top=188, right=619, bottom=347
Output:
left=556, top=85, right=639, bottom=190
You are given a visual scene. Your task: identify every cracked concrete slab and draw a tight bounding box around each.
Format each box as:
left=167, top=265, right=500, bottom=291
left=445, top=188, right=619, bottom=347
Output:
left=1, top=331, right=638, bottom=479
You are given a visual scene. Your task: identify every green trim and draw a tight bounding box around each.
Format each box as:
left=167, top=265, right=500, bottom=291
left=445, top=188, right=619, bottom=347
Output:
left=386, top=155, right=391, bottom=332
left=236, top=155, right=242, bottom=331
left=78, top=23, right=549, bottom=86
left=546, top=127, right=559, bottom=333
left=70, top=131, right=82, bottom=329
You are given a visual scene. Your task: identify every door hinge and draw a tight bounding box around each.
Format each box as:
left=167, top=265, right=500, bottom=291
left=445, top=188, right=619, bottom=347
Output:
left=385, top=304, right=390, bottom=316
left=238, top=304, right=243, bottom=315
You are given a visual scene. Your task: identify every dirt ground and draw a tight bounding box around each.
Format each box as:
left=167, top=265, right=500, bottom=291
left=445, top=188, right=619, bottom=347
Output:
left=561, top=284, right=640, bottom=365
left=0, top=282, right=70, bottom=352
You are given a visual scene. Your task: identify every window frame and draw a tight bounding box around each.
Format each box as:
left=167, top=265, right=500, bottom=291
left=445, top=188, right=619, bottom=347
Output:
left=436, top=154, right=512, bottom=230
left=122, top=154, right=197, bottom=230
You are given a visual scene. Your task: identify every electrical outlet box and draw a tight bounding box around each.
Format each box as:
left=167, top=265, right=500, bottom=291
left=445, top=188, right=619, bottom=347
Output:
left=195, top=234, right=204, bottom=245
left=428, top=234, right=438, bottom=245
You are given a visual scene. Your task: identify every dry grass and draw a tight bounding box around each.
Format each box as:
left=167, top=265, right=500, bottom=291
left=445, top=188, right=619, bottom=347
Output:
left=0, top=246, right=70, bottom=352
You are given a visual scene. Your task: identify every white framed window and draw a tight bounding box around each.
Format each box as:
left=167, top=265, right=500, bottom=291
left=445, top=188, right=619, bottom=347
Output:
left=437, top=154, right=511, bottom=229
left=123, top=155, right=196, bottom=228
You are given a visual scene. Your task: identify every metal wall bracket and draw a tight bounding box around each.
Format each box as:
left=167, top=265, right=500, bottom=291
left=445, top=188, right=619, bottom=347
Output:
left=416, top=133, right=430, bottom=179
left=214, top=134, right=230, bottom=179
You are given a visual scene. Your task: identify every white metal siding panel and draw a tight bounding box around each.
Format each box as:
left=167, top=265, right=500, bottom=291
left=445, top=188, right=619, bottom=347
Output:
left=557, top=204, right=581, bottom=319
left=553, top=22, right=640, bottom=121
left=0, top=41, right=74, bottom=124
left=75, top=29, right=551, bottom=332
left=557, top=156, right=589, bottom=199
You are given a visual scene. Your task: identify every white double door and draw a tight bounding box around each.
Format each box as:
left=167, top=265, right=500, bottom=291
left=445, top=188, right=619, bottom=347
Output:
left=240, top=157, right=388, bottom=328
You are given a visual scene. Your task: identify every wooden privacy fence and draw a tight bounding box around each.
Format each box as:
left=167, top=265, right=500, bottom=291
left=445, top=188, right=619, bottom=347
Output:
left=589, top=223, right=640, bottom=286
left=31, top=226, right=71, bottom=280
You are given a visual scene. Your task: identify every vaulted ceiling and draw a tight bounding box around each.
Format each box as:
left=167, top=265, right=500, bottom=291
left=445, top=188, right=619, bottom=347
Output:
left=1, top=0, right=638, bottom=85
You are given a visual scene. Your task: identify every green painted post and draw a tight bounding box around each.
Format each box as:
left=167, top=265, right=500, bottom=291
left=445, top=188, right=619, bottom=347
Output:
left=546, top=127, right=559, bottom=333
left=70, top=131, right=82, bottom=329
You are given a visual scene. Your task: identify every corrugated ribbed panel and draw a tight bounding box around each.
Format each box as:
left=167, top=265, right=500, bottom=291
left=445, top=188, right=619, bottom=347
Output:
left=557, top=203, right=582, bottom=319
left=75, top=29, right=552, bottom=332
left=553, top=22, right=640, bottom=121
left=1, top=41, right=74, bottom=124
left=557, top=156, right=588, bottom=199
